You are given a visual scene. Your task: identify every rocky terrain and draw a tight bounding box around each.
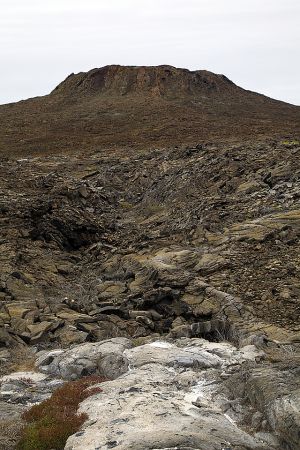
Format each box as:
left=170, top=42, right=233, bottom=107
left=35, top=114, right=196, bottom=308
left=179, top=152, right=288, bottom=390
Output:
left=0, top=65, right=300, bottom=449
left=1, top=338, right=299, bottom=449
left=1, top=139, right=300, bottom=347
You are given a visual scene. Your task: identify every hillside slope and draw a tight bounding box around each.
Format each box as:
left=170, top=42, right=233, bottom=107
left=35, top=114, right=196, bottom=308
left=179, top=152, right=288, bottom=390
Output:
left=0, top=65, right=299, bottom=155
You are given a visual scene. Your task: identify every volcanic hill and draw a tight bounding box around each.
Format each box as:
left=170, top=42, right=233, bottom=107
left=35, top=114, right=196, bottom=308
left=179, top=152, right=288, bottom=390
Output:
left=0, top=64, right=299, bottom=155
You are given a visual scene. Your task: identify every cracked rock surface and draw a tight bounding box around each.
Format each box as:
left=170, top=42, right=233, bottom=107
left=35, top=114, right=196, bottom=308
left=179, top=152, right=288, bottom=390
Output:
left=56, top=338, right=292, bottom=450
left=1, top=337, right=299, bottom=449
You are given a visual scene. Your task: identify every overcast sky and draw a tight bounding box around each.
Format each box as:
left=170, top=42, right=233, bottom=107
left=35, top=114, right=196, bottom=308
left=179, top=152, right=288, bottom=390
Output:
left=1, top=0, right=299, bottom=105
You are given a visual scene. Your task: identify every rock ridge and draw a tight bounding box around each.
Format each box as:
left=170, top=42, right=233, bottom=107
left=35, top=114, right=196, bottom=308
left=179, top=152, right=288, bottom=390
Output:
left=52, top=65, right=237, bottom=98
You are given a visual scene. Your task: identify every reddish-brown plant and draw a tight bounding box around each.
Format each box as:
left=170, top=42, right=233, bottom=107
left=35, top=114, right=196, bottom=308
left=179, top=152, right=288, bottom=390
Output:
left=17, top=375, right=106, bottom=450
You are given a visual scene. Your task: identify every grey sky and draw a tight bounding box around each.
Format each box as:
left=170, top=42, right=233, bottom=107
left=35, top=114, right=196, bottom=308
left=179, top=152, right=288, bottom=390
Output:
left=1, top=0, right=299, bottom=105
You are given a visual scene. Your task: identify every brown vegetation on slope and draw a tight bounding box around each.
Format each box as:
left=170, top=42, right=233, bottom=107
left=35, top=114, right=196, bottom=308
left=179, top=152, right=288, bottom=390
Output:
left=17, top=376, right=105, bottom=450
left=0, top=65, right=299, bottom=156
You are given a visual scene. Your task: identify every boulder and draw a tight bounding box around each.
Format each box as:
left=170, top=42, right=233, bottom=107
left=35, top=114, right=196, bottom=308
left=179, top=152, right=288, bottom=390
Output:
left=53, top=324, right=89, bottom=346
left=125, top=341, right=222, bottom=369
left=5, top=302, right=36, bottom=319
left=237, top=180, right=264, bottom=194
left=246, top=365, right=300, bottom=449
left=195, top=253, right=228, bottom=274
left=56, top=308, right=96, bottom=324
left=36, top=337, right=133, bottom=380
left=0, top=371, right=63, bottom=406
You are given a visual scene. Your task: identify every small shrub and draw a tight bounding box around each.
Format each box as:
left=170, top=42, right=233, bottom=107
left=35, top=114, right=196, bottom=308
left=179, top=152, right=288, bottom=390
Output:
left=19, top=377, right=35, bottom=386
left=281, top=139, right=300, bottom=147
left=17, top=375, right=106, bottom=450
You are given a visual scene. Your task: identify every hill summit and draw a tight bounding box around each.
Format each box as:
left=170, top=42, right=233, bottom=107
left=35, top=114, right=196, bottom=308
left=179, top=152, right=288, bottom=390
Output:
left=52, top=65, right=236, bottom=98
